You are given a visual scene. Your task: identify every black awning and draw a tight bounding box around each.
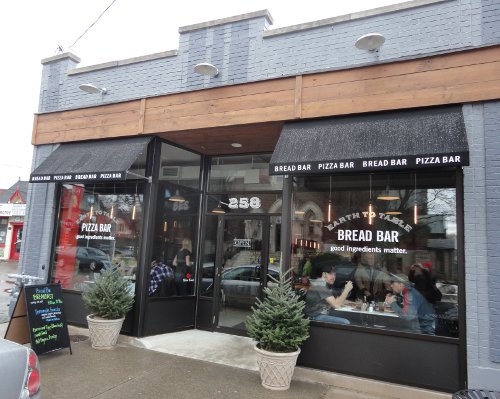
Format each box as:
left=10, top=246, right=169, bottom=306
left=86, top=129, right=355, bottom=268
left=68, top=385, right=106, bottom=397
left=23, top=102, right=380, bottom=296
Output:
left=30, top=137, right=152, bottom=183
left=269, top=106, right=469, bottom=175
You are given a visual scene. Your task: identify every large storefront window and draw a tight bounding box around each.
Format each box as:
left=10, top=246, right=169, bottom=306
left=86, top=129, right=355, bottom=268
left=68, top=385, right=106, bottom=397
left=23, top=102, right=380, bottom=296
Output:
left=149, top=143, right=201, bottom=297
left=52, top=182, right=144, bottom=292
left=292, top=171, right=458, bottom=337
left=210, top=154, right=283, bottom=192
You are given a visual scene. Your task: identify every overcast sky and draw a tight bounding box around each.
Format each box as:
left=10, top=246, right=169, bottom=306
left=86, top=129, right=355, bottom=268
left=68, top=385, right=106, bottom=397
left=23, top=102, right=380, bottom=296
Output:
left=0, top=0, right=407, bottom=189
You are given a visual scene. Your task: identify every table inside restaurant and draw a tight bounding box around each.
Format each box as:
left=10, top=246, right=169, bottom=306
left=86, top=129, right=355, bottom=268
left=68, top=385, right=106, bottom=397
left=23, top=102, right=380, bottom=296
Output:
left=329, top=301, right=414, bottom=331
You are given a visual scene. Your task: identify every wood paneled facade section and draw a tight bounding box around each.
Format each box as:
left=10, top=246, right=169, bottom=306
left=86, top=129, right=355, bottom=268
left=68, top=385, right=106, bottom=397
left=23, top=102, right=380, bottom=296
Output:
left=33, top=45, right=500, bottom=154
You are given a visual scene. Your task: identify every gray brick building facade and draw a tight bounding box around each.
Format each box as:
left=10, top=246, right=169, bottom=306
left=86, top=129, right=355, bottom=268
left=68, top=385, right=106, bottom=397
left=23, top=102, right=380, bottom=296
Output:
left=21, top=0, right=500, bottom=391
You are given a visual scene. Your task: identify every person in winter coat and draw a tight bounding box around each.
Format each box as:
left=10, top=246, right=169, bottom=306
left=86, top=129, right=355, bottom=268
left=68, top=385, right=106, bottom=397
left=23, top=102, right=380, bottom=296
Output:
left=386, top=275, right=436, bottom=334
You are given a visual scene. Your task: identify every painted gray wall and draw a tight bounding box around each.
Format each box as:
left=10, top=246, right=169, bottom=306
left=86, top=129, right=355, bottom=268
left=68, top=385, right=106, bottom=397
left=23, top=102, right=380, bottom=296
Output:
left=23, top=0, right=500, bottom=390
left=484, top=101, right=500, bottom=364
left=461, top=100, right=500, bottom=390
left=20, top=145, right=59, bottom=280
left=37, top=0, right=500, bottom=114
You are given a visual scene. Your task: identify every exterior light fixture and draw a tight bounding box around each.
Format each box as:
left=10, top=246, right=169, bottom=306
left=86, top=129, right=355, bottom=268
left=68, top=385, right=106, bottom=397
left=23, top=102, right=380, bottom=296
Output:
left=79, top=83, right=107, bottom=94
left=194, top=63, right=219, bottom=77
left=231, top=142, right=242, bottom=148
left=355, top=33, right=386, bottom=51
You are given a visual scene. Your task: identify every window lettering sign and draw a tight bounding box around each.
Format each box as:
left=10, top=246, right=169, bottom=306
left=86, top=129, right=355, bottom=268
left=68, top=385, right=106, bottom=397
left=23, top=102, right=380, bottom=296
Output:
left=228, top=197, right=261, bottom=209
left=321, top=211, right=413, bottom=255
left=173, top=201, right=190, bottom=212
left=233, top=238, right=252, bottom=248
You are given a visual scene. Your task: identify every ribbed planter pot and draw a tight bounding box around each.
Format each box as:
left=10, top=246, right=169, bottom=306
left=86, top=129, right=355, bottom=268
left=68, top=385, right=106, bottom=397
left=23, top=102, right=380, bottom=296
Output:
left=254, top=345, right=301, bottom=390
left=86, top=315, right=125, bottom=350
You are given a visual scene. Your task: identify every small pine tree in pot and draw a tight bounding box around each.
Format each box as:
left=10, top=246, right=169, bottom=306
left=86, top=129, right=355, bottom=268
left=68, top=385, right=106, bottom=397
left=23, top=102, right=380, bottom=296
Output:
left=246, top=270, right=309, bottom=390
left=82, top=269, right=134, bottom=349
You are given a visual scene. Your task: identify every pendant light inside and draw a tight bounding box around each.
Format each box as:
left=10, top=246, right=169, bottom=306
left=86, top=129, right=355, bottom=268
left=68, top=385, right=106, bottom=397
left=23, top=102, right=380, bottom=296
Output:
left=368, top=175, right=374, bottom=225
left=169, top=189, right=186, bottom=203
left=413, top=173, right=418, bottom=224
left=327, top=176, right=333, bottom=222
left=212, top=203, right=226, bottom=214
left=377, top=190, right=401, bottom=201
left=377, top=175, right=400, bottom=201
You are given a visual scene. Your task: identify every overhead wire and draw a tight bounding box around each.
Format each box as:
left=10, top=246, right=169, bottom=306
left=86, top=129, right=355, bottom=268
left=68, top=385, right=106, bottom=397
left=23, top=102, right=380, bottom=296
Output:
left=68, top=0, right=118, bottom=50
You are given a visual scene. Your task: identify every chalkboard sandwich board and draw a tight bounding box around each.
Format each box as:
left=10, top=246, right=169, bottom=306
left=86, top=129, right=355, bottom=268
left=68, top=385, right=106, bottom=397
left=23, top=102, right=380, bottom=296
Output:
left=5, top=283, right=72, bottom=355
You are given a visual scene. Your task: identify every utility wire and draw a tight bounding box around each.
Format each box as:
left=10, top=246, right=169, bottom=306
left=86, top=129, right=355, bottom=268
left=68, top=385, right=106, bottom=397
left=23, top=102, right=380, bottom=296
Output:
left=69, top=0, right=118, bottom=49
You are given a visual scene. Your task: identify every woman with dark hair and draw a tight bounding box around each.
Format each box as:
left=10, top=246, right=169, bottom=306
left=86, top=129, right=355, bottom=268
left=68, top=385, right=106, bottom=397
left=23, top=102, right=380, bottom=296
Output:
left=173, top=238, right=193, bottom=295
left=408, top=263, right=442, bottom=304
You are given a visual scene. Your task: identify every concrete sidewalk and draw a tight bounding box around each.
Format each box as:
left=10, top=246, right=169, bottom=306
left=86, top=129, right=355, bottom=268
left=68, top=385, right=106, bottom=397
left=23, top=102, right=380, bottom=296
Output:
left=20, top=325, right=448, bottom=399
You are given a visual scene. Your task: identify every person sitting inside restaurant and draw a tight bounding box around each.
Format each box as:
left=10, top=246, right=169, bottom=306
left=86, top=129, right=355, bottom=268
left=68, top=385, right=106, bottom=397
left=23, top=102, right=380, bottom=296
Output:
left=148, top=257, right=174, bottom=296
left=304, top=265, right=353, bottom=325
left=353, top=252, right=387, bottom=302
left=408, top=263, right=442, bottom=305
left=385, top=275, right=436, bottom=334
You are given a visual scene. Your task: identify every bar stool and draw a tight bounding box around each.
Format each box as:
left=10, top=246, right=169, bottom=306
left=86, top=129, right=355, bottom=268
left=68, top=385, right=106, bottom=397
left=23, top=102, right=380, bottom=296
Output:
left=452, top=390, right=500, bottom=399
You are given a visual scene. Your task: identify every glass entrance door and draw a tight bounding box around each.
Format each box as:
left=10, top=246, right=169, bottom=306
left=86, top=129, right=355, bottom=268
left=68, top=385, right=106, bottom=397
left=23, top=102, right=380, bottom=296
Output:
left=214, top=216, right=269, bottom=332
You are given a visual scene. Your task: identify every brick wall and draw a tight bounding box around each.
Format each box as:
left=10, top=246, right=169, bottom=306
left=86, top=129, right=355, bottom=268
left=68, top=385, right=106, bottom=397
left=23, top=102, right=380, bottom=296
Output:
left=484, top=101, right=500, bottom=364
left=36, top=0, right=500, bottom=114
left=463, top=101, right=500, bottom=390
left=19, top=145, right=58, bottom=280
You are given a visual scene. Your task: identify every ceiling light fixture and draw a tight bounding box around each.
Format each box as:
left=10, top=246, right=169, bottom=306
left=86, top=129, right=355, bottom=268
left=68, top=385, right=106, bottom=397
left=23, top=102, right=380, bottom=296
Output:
left=413, top=173, right=418, bottom=224
left=211, top=202, right=226, bottom=214
left=327, top=176, right=333, bottom=223
left=168, top=189, right=186, bottom=203
left=194, top=63, right=219, bottom=77
left=368, top=174, right=374, bottom=225
left=377, top=175, right=400, bottom=201
left=355, top=33, right=386, bottom=51
left=79, top=83, right=107, bottom=94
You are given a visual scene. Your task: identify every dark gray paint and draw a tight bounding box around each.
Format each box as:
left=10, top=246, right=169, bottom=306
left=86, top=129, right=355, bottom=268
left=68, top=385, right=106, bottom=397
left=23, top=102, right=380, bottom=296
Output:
left=484, top=102, right=500, bottom=363
left=229, top=21, right=250, bottom=84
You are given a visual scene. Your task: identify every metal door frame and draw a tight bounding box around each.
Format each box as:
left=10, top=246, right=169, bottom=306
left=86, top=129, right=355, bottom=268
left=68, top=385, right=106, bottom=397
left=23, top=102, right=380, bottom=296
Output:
left=212, top=214, right=270, bottom=333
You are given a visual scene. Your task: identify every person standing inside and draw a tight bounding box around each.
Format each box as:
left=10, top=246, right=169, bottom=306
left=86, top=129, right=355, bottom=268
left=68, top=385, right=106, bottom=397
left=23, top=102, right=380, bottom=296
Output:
left=173, top=238, right=192, bottom=295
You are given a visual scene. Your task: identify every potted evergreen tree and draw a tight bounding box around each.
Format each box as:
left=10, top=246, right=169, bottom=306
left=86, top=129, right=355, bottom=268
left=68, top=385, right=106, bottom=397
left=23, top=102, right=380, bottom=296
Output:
left=82, top=268, right=134, bottom=350
left=245, top=270, right=310, bottom=390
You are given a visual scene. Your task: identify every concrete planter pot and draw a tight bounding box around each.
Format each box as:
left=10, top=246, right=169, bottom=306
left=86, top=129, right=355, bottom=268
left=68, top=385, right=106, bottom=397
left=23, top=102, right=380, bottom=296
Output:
left=254, top=345, right=301, bottom=390
left=86, top=315, right=125, bottom=350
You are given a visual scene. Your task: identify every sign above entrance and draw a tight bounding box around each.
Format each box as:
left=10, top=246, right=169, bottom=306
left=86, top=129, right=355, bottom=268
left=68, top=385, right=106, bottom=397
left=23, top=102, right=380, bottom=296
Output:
left=269, top=106, right=469, bottom=175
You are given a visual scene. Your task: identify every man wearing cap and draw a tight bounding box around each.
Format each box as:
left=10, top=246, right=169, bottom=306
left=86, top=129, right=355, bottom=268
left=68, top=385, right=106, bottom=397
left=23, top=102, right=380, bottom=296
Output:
left=304, top=265, right=353, bottom=325
left=386, top=275, right=436, bottom=334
